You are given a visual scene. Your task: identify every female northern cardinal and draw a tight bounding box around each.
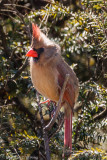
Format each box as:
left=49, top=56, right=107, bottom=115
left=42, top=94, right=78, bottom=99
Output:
left=26, top=23, right=79, bottom=150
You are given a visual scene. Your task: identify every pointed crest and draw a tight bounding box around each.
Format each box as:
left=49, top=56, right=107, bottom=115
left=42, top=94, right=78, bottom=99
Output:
left=32, top=23, right=40, bottom=40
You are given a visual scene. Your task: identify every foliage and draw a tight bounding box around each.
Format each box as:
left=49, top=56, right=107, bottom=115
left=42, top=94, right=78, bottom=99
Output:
left=69, top=148, right=107, bottom=160
left=0, top=0, right=107, bottom=159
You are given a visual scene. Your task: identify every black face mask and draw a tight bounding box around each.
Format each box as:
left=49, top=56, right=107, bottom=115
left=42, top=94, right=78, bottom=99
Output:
left=33, top=48, right=44, bottom=62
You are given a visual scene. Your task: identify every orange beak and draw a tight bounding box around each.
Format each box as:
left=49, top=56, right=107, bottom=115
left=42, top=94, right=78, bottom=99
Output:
left=26, top=49, right=38, bottom=57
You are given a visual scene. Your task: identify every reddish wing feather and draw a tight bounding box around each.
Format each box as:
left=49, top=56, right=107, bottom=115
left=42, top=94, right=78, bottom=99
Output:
left=57, top=65, right=75, bottom=109
left=57, top=64, right=74, bottom=150
left=32, top=23, right=40, bottom=40
left=64, top=84, right=75, bottom=108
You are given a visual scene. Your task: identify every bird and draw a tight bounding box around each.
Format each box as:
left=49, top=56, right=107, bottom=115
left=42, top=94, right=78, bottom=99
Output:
left=26, top=23, right=79, bottom=151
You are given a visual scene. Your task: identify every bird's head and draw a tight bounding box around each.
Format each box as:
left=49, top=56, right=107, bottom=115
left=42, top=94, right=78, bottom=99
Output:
left=26, top=23, right=44, bottom=60
left=26, top=23, right=52, bottom=61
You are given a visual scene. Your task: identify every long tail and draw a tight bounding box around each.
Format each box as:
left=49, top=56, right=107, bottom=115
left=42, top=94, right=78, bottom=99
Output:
left=64, top=111, right=72, bottom=150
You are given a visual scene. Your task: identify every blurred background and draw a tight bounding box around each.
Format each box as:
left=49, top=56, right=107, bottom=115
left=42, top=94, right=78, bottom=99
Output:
left=0, top=0, right=107, bottom=159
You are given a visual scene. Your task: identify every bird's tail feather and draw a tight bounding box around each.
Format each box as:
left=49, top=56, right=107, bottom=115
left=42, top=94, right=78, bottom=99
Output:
left=64, top=111, right=72, bottom=150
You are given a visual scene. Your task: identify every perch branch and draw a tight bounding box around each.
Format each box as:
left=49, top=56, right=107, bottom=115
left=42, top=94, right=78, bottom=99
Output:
left=36, top=95, right=50, bottom=160
left=44, top=74, right=70, bottom=131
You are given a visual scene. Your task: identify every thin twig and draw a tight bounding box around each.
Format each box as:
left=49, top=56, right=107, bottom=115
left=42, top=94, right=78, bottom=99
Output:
left=0, top=24, right=11, bottom=56
left=93, top=107, right=107, bottom=121
left=74, top=118, right=83, bottom=144
left=13, top=7, right=31, bottom=39
left=5, top=4, right=31, bottom=39
left=44, top=74, right=70, bottom=131
left=0, top=9, right=17, bottom=13
left=13, top=57, right=28, bottom=80
left=4, top=3, right=32, bottom=11
left=49, top=113, right=64, bottom=140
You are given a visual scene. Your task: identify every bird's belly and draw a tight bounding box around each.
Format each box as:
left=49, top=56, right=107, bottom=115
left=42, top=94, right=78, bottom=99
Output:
left=30, top=63, right=59, bottom=101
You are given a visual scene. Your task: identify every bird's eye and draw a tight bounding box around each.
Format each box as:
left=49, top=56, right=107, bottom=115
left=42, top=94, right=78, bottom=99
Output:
left=33, top=48, right=44, bottom=54
left=38, top=48, right=44, bottom=53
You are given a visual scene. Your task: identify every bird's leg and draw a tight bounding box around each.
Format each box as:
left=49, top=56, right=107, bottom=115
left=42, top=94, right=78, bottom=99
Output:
left=40, top=99, right=50, bottom=104
left=44, top=74, right=70, bottom=131
left=40, top=99, right=56, bottom=118
left=50, top=102, right=57, bottom=118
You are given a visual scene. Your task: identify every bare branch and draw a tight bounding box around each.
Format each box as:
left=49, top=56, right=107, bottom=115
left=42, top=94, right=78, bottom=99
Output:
left=49, top=113, right=64, bottom=140
left=11, top=6, right=31, bottom=39
left=36, top=95, right=50, bottom=160
left=2, top=2, right=31, bottom=40
left=93, top=107, right=107, bottom=121
left=13, top=57, right=28, bottom=80
left=74, top=118, right=83, bottom=144
left=0, top=24, right=11, bottom=56
left=4, top=3, right=32, bottom=11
